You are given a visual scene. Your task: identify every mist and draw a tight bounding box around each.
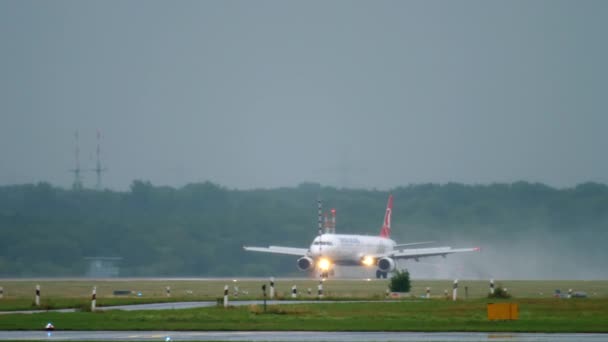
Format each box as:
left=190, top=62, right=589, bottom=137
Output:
left=1, top=1, right=608, bottom=190
left=403, top=237, right=605, bottom=281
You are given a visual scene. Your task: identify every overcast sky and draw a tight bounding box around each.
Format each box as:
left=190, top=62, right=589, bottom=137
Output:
left=1, top=0, right=607, bottom=190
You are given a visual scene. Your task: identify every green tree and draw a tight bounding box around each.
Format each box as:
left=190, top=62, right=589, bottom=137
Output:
left=389, top=269, right=411, bottom=293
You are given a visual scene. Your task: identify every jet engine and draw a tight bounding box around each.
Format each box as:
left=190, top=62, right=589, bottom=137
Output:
left=377, top=257, right=396, bottom=272
left=297, top=256, right=314, bottom=271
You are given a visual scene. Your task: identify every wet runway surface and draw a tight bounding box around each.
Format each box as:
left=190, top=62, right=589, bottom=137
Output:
left=0, top=331, right=606, bottom=341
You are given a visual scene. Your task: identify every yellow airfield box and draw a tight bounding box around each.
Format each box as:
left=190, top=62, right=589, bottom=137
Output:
left=487, top=303, right=519, bottom=320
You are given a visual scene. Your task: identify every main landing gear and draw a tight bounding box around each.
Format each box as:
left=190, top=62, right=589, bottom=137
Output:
left=375, top=270, right=388, bottom=279
left=319, top=269, right=335, bottom=279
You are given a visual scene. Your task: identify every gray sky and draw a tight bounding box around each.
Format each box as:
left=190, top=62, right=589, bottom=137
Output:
left=1, top=0, right=607, bottom=190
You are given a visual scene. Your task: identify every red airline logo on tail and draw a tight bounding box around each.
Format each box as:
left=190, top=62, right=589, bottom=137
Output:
left=380, top=195, right=393, bottom=238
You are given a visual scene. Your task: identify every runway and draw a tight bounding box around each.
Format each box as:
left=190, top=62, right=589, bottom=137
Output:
left=0, top=331, right=606, bottom=341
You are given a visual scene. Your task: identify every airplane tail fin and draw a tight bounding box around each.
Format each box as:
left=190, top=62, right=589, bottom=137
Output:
left=380, top=195, right=393, bottom=238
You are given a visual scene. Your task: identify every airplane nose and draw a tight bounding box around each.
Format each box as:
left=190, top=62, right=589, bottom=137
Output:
left=312, top=245, right=332, bottom=256
left=311, top=245, right=326, bottom=257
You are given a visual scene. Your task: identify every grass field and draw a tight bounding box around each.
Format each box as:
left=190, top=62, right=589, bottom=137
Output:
left=0, top=298, right=607, bottom=333
left=0, top=279, right=607, bottom=333
left=1, top=278, right=606, bottom=309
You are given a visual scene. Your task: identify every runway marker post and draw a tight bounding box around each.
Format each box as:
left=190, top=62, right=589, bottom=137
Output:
left=35, top=285, right=40, bottom=306
left=91, top=286, right=97, bottom=312
left=452, top=279, right=458, bottom=301
left=223, top=285, right=229, bottom=308
left=270, top=277, right=275, bottom=299
left=490, top=279, right=495, bottom=295
left=317, top=280, right=324, bottom=299
left=261, top=284, right=267, bottom=312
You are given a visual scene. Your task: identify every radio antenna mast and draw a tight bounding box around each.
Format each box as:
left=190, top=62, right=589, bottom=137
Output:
left=91, top=130, right=107, bottom=190
left=69, top=131, right=83, bottom=190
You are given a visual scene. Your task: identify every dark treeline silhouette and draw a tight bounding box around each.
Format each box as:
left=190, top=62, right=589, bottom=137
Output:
left=0, top=181, right=607, bottom=278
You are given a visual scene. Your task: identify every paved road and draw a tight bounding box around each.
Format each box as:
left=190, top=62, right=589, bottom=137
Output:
left=97, top=300, right=353, bottom=311
left=0, top=331, right=606, bottom=341
left=0, top=300, right=394, bottom=314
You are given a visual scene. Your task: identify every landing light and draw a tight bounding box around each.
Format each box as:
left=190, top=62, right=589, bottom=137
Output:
left=318, top=258, right=331, bottom=271
left=362, top=256, right=374, bottom=266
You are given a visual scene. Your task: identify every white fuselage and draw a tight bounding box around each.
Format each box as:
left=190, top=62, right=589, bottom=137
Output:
left=309, top=233, right=395, bottom=266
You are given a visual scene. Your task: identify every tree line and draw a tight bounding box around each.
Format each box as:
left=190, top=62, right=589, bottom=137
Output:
left=0, top=181, right=606, bottom=277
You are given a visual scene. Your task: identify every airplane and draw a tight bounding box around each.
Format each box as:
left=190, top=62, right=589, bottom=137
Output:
left=243, top=195, right=480, bottom=278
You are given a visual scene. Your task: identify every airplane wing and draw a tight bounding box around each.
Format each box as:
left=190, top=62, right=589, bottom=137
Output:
left=243, top=245, right=309, bottom=256
left=385, top=246, right=480, bottom=260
